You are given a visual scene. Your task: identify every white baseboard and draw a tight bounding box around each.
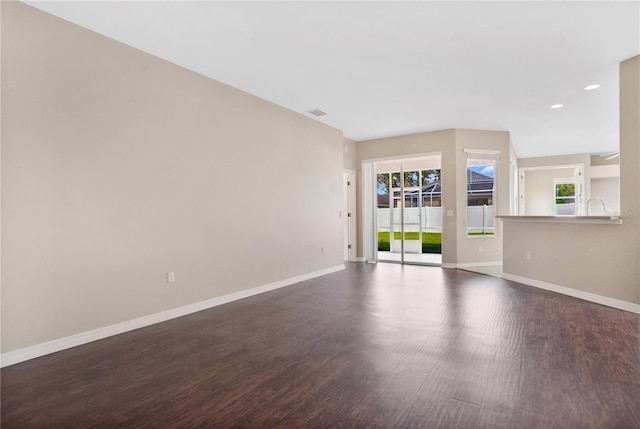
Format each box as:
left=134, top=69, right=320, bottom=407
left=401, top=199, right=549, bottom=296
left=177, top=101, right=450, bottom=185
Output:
left=456, top=261, right=502, bottom=269
left=1, top=264, right=345, bottom=368
left=502, top=273, right=640, bottom=314
left=441, top=261, right=502, bottom=269
left=350, top=257, right=366, bottom=262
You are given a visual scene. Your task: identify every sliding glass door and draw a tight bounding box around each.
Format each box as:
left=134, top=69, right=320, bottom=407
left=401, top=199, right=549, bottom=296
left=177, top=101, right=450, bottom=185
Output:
left=375, top=155, right=442, bottom=265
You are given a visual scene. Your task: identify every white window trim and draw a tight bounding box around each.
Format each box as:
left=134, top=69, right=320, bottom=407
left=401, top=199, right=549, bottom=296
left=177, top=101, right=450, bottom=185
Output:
left=466, top=153, right=498, bottom=237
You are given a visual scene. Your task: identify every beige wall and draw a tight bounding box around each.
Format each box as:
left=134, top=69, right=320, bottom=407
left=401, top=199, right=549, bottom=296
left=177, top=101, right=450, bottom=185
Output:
left=621, top=56, right=640, bottom=300
left=502, top=221, right=638, bottom=303
left=343, top=137, right=358, bottom=172
left=1, top=2, right=344, bottom=353
left=518, top=154, right=591, bottom=170
left=503, top=56, right=640, bottom=306
left=523, top=167, right=577, bottom=215
left=590, top=178, right=620, bottom=214
left=454, top=129, right=510, bottom=265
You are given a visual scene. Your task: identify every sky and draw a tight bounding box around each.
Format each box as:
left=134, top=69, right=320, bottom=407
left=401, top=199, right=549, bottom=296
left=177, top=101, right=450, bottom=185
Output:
left=469, top=165, right=494, bottom=178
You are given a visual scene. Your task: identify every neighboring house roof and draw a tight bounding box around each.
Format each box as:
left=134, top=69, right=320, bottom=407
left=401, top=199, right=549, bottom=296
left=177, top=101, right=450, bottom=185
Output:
left=467, top=170, right=493, bottom=197
left=419, top=182, right=443, bottom=196
left=467, top=170, right=492, bottom=183
left=377, top=193, right=390, bottom=206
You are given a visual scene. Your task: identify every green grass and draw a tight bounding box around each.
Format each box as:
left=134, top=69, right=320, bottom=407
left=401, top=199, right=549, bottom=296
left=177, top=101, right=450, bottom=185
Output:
left=468, top=232, right=495, bottom=236
left=377, top=231, right=442, bottom=254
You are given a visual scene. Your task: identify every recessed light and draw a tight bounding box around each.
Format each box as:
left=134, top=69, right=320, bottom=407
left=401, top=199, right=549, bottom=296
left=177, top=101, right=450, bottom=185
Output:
left=584, top=84, right=600, bottom=90
left=550, top=104, right=564, bottom=109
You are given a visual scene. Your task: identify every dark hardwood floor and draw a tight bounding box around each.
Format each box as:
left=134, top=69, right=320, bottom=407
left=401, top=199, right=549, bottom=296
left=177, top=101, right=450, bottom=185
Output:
left=2, top=263, right=639, bottom=428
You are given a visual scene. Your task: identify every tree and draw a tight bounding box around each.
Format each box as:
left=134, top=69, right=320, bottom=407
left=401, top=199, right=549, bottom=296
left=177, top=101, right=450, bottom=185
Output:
left=422, top=169, right=441, bottom=185
left=392, top=172, right=402, bottom=188
left=555, top=183, right=575, bottom=204
left=377, top=173, right=389, bottom=195
left=404, top=171, right=420, bottom=187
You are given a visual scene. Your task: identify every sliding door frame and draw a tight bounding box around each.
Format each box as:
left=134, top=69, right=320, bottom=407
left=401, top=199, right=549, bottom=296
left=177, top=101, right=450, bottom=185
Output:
left=363, top=152, right=442, bottom=266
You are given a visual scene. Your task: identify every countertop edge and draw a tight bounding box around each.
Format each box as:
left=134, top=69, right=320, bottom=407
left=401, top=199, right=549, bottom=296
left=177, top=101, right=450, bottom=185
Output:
left=496, top=215, right=622, bottom=225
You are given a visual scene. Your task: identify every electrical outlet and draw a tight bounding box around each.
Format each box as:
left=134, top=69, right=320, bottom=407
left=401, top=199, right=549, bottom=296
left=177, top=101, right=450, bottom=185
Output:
left=167, top=272, right=175, bottom=283
left=526, top=251, right=532, bottom=260
left=478, top=245, right=483, bottom=253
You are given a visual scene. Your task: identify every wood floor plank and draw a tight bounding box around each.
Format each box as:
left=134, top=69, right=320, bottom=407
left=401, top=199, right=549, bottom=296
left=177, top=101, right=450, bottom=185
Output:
left=2, top=263, right=639, bottom=428
left=398, top=398, right=481, bottom=429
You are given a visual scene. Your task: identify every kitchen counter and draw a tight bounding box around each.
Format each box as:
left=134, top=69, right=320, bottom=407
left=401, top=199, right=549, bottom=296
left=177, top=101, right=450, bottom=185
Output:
left=496, top=215, right=622, bottom=225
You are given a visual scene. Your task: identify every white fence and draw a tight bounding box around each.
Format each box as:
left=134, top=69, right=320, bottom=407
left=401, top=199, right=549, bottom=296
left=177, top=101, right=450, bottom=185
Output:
left=466, top=205, right=494, bottom=234
left=377, top=207, right=443, bottom=232
left=555, top=203, right=576, bottom=216
left=377, top=205, right=495, bottom=233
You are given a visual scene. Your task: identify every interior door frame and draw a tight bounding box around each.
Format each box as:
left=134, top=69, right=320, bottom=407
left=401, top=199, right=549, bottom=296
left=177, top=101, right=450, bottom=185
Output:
left=343, top=170, right=356, bottom=261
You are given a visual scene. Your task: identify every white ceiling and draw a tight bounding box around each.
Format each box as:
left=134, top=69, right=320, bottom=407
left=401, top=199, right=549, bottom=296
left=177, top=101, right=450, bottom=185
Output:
left=24, top=1, right=640, bottom=158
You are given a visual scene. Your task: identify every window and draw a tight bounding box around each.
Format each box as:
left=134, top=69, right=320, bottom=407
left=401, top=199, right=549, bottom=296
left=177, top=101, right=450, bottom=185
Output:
left=404, top=171, right=420, bottom=188
left=421, top=169, right=441, bottom=207
left=376, top=173, right=390, bottom=208
left=465, top=150, right=499, bottom=236
left=555, top=181, right=576, bottom=215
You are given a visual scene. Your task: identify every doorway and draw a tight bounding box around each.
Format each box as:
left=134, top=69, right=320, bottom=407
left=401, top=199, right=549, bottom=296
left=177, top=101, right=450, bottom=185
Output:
left=371, top=155, right=442, bottom=265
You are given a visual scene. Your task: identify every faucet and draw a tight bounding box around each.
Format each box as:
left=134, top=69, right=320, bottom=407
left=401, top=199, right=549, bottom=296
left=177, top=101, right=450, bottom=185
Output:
left=586, top=197, right=609, bottom=215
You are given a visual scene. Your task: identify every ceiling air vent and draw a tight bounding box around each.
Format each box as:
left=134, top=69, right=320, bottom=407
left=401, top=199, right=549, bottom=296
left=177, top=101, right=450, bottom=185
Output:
left=307, top=109, right=327, bottom=117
